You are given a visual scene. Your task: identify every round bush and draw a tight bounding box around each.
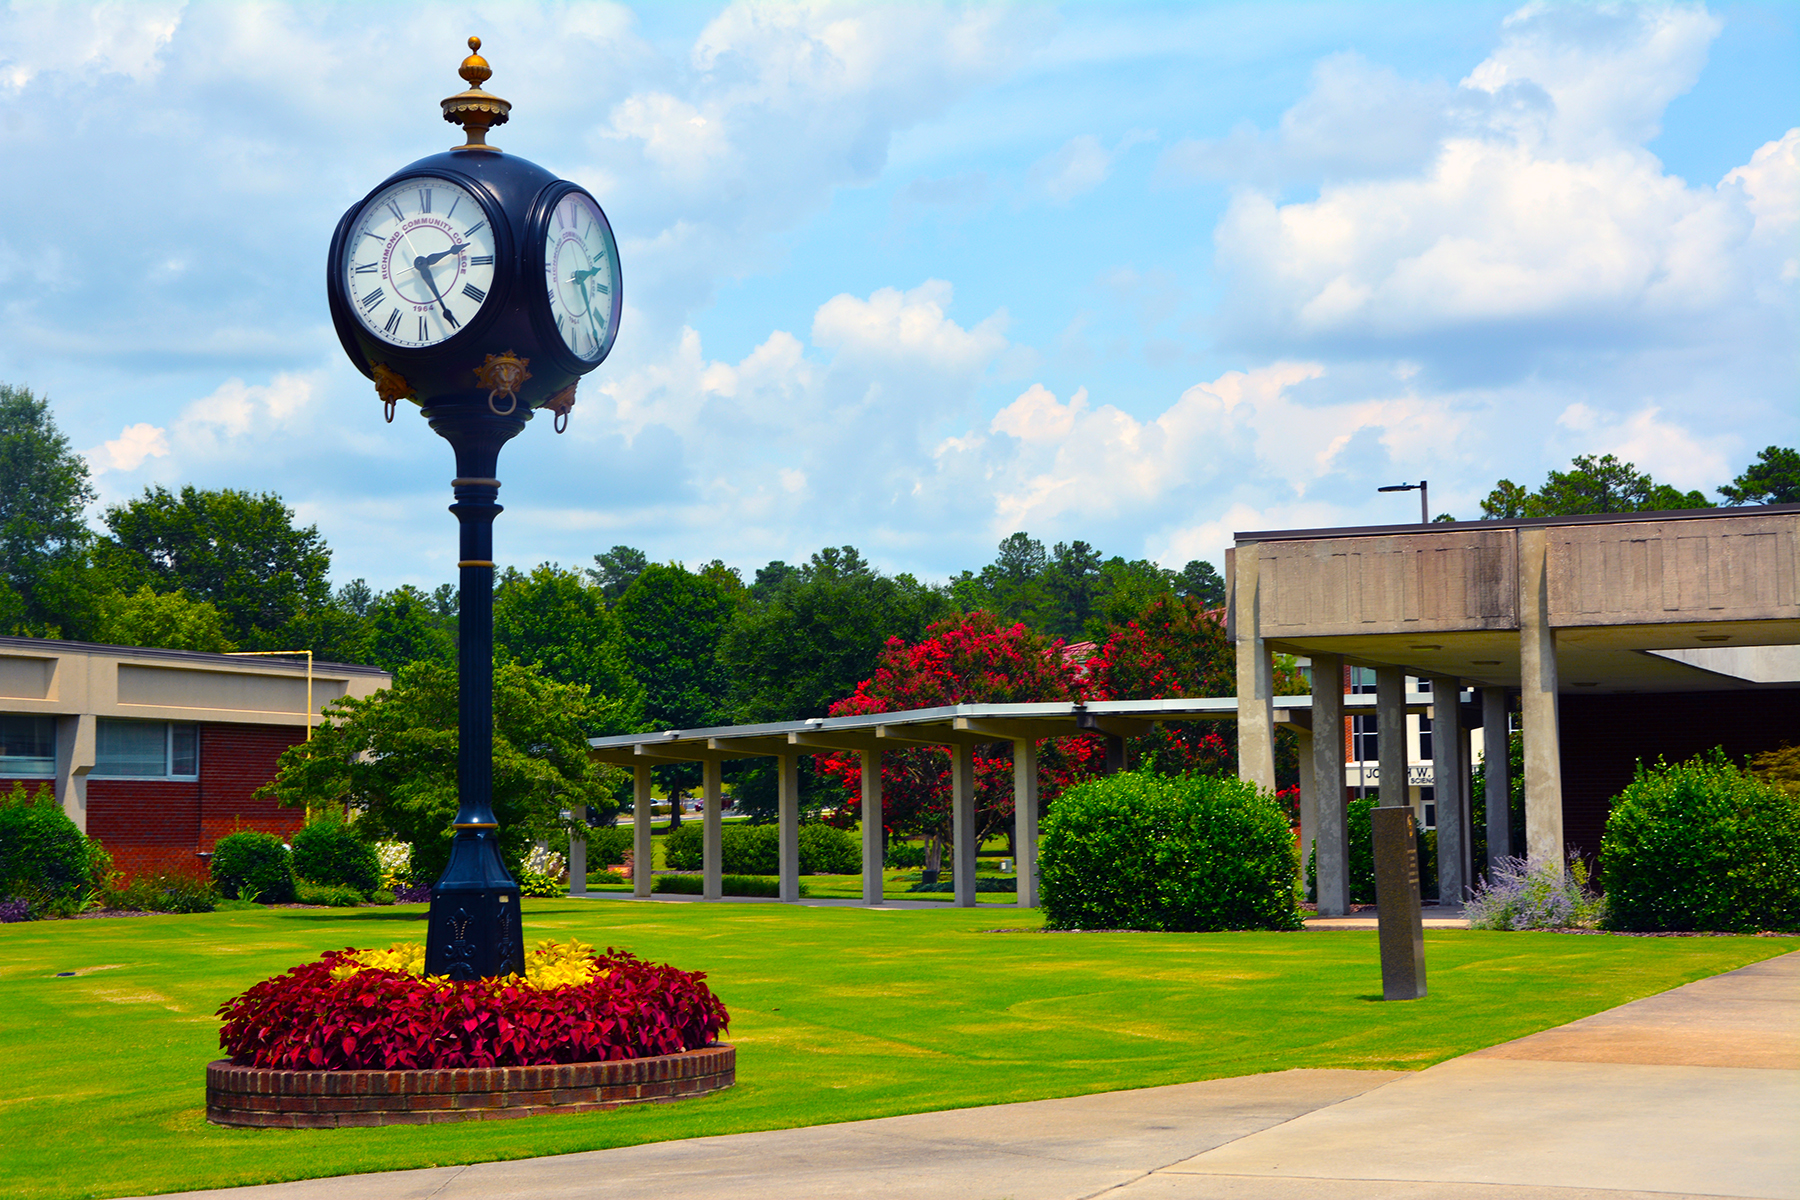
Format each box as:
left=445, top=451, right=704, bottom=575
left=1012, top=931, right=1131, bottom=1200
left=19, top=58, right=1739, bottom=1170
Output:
left=1040, top=771, right=1303, bottom=932
left=1600, top=750, right=1800, bottom=932
left=211, top=830, right=297, bottom=904
left=663, top=821, right=860, bottom=875
left=798, top=823, right=859, bottom=874
left=0, top=786, right=91, bottom=914
left=290, top=818, right=381, bottom=894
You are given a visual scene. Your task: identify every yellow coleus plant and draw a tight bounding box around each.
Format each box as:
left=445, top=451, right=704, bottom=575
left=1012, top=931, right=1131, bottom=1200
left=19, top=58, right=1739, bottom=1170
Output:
left=330, top=939, right=599, bottom=989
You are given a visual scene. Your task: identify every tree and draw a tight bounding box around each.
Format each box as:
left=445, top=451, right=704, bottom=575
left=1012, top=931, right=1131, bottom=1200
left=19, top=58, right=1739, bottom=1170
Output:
left=257, top=660, right=622, bottom=885
left=815, top=612, right=1093, bottom=868
left=587, top=545, right=648, bottom=603
left=335, top=579, right=375, bottom=619
left=1480, top=454, right=1709, bottom=519
left=1720, top=446, right=1800, bottom=506
left=493, top=564, right=641, bottom=734
left=92, top=586, right=235, bottom=653
left=720, top=546, right=952, bottom=822
left=1085, top=556, right=1179, bottom=638
left=97, top=485, right=334, bottom=650
left=361, top=585, right=455, bottom=674
left=614, top=563, right=736, bottom=823
left=1041, top=540, right=1104, bottom=637
left=0, top=384, right=98, bottom=637
left=1174, top=560, right=1225, bottom=607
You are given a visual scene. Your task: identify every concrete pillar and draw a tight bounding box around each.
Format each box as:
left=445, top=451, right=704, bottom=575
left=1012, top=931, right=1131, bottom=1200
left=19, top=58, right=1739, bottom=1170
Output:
left=632, top=764, right=653, bottom=898
left=1103, top=733, right=1126, bottom=774
left=1429, top=676, right=1466, bottom=905
left=861, top=748, right=883, bottom=906
left=952, top=742, right=977, bottom=908
left=53, top=714, right=93, bottom=834
left=1311, top=653, right=1348, bottom=917
left=1518, top=527, right=1564, bottom=864
left=1013, top=738, right=1039, bottom=908
left=568, top=830, right=587, bottom=896
left=702, top=759, right=723, bottom=901
left=1232, top=545, right=1277, bottom=791
left=1376, top=666, right=1408, bottom=808
left=1295, top=723, right=1315, bottom=876
left=778, top=753, right=801, bottom=903
left=1481, top=687, right=1513, bottom=866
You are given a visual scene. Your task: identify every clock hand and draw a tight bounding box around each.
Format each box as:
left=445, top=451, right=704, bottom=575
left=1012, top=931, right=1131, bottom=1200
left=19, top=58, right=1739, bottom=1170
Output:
left=419, top=242, right=471, bottom=269
left=412, top=256, right=458, bottom=327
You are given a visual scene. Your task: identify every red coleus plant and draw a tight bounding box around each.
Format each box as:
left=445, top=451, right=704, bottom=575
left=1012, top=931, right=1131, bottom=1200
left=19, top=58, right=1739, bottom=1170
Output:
left=216, top=947, right=728, bottom=1071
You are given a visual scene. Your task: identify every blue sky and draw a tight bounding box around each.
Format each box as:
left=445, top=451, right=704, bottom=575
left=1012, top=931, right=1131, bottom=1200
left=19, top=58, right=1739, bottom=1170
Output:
left=1, top=1, right=1794, bottom=593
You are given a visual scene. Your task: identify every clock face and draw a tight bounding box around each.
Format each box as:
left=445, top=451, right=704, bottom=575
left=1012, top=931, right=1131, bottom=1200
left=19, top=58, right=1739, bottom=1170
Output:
left=343, top=178, right=498, bottom=349
left=542, top=190, right=620, bottom=363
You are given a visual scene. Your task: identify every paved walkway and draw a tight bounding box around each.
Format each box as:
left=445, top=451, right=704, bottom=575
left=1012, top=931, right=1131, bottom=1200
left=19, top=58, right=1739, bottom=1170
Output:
left=144, top=951, right=1799, bottom=1200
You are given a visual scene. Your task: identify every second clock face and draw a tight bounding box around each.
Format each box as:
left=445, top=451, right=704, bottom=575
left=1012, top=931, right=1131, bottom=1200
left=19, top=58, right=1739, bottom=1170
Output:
left=344, top=178, right=497, bottom=349
left=542, top=190, right=620, bottom=363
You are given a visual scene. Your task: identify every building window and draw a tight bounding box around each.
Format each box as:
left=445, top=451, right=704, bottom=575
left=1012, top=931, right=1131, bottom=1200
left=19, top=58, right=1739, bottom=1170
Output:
left=1421, top=786, right=1436, bottom=830
left=1350, top=667, right=1377, bottom=762
left=1418, top=714, right=1433, bottom=762
left=0, top=714, right=55, bottom=777
left=94, top=719, right=199, bottom=779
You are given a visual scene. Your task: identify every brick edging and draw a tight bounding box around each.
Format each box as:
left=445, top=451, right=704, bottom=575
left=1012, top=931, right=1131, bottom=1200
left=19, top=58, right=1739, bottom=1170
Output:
left=205, top=1043, right=734, bottom=1128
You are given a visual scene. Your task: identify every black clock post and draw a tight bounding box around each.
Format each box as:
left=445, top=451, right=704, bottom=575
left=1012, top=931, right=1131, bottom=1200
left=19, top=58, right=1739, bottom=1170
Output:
left=325, top=39, right=622, bottom=979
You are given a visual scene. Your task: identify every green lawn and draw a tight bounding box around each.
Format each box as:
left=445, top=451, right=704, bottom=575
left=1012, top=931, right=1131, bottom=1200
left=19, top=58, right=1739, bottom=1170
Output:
left=2, top=901, right=1793, bottom=1200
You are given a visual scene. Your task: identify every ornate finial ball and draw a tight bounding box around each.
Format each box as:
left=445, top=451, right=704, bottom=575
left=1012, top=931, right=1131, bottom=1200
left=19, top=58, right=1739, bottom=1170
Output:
left=459, top=36, right=493, bottom=88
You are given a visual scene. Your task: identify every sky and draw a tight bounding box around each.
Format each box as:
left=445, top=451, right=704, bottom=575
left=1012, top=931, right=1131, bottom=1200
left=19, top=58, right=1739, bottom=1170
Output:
left=0, top=1, right=1794, bottom=595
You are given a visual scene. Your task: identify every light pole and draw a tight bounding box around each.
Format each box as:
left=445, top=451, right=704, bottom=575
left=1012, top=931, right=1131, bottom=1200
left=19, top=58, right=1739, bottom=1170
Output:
left=1378, top=480, right=1429, bottom=524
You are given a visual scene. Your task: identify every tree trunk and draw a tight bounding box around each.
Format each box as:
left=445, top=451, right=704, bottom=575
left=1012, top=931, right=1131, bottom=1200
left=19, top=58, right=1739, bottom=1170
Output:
left=668, top=787, right=683, bottom=830
left=922, top=833, right=942, bottom=886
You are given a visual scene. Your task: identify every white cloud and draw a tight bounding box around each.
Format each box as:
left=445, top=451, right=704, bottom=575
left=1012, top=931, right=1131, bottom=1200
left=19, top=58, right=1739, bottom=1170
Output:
left=1556, top=403, right=1732, bottom=490
left=87, top=422, right=169, bottom=474
left=0, top=1, right=183, bottom=91
left=812, top=279, right=1007, bottom=373
left=1029, top=135, right=1113, bottom=203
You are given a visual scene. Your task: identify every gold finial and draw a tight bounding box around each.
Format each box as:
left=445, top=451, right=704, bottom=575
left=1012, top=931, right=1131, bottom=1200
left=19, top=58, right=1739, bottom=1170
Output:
left=442, top=35, right=510, bottom=153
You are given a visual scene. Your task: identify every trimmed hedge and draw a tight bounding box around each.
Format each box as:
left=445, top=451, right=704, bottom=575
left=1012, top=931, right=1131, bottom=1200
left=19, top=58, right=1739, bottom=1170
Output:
left=664, top=822, right=859, bottom=875
left=291, top=818, right=380, bottom=894
left=0, top=783, right=94, bottom=916
left=1040, top=771, right=1303, bottom=931
left=652, top=873, right=811, bottom=898
left=585, top=826, right=633, bottom=867
left=1600, top=750, right=1800, bottom=932
left=211, top=831, right=297, bottom=904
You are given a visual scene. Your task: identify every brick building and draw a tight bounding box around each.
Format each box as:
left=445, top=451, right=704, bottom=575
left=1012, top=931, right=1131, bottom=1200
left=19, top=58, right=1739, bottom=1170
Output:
left=0, top=637, right=389, bottom=880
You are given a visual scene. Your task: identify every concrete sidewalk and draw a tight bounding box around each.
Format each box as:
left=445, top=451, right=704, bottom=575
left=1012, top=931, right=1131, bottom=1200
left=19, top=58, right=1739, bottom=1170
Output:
left=142, top=950, right=1799, bottom=1200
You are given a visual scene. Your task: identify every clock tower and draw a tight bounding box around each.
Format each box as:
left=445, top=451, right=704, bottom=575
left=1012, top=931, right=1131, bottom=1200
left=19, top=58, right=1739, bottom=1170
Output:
left=326, top=39, right=622, bottom=979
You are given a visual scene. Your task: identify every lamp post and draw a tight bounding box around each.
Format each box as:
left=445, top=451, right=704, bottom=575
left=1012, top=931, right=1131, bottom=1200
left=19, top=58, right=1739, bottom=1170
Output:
left=1378, top=480, right=1429, bottom=524
left=325, top=39, right=622, bottom=979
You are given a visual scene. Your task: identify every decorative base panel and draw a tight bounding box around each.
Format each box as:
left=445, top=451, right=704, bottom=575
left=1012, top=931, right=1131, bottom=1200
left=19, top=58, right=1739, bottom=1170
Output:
left=205, top=1044, right=734, bottom=1128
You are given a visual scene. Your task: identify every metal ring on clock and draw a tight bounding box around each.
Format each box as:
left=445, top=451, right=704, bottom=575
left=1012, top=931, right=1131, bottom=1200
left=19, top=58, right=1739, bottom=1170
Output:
left=488, top=389, right=518, bottom=416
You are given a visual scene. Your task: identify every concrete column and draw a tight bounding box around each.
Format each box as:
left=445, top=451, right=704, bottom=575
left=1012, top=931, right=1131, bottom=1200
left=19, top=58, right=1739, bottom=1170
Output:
left=860, top=748, right=883, bottom=906
left=568, top=831, right=587, bottom=896
left=1481, top=687, right=1512, bottom=866
left=702, top=759, right=723, bottom=901
left=1232, top=545, right=1277, bottom=791
left=632, top=765, right=653, bottom=898
left=1311, top=653, right=1348, bottom=917
left=778, top=753, right=801, bottom=903
left=1013, top=738, right=1039, bottom=908
left=952, top=742, right=977, bottom=908
left=1518, top=527, right=1564, bottom=864
left=1428, top=676, right=1466, bottom=905
left=1376, top=666, right=1408, bottom=808
left=53, top=714, right=93, bottom=834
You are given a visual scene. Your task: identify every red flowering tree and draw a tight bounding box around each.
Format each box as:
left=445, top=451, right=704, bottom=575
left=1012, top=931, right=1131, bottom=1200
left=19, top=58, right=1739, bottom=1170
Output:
left=813, top=612, right=1095, bottom=870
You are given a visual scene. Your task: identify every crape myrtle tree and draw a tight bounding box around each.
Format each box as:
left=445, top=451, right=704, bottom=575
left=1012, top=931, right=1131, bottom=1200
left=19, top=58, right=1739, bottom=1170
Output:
left=0, top=384, right=100, bottom=637
left=721, top=546, right=954, bottom=822
left=257, top=661, right=623, bottom=885
left=613, top=561, right=739, bottom=826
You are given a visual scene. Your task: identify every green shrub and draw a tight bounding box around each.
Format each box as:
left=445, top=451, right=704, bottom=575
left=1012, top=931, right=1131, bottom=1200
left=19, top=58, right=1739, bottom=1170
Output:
left=884, top=839, right=927, bottom=868
left=906, top=877, right=1016, bottom=893
left=210, top=831, right=296, bottom=903
left=517, top=867, right=563, bottom=897
left=652, top=873, right=810, bottom=898
left=663, top=821, right=859, bottom=875
left=0, top=783, right=92, bottom=916
left=367, top=888, right=396, bottom=906
left=107, top=871, right=216, bottom=914
left=1040, top=771, right=1303, bottom=932
left=1305, top=799, right=1439, bottom=904
left=799, top=823, right=859, bottom=874
left=585, top=825, right=633, bottom=867
left=294, top=879, right=364, bottom=907
left=290, top=816, right=380, bottom=894
left=1600, top=750, right=1800, bottom=932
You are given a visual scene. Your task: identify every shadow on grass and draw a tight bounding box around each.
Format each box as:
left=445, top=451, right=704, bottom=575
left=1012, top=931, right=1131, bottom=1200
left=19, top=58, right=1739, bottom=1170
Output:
left=277, top=909, right=430, bottom=923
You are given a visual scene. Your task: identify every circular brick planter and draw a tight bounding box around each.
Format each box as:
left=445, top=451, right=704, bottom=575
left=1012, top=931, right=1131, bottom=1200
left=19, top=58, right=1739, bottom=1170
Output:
left=206, top=1044, right=734, bottom=1128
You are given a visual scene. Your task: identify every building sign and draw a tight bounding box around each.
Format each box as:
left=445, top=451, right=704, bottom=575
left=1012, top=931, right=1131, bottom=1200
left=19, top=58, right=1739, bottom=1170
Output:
left=1350, top=764, right=1434, bottom=787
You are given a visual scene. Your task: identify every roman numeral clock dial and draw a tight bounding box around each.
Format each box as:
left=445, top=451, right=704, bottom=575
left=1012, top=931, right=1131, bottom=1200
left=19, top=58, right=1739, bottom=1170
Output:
left=342, top=178, right=497, bottom=349
left=543, top=190, right=621, bottom=364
